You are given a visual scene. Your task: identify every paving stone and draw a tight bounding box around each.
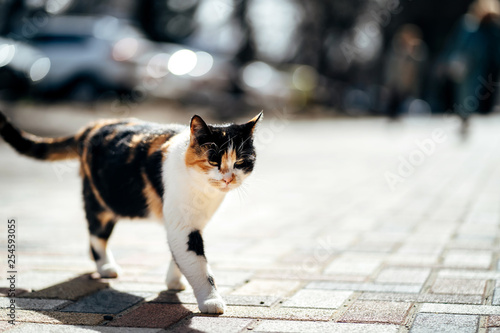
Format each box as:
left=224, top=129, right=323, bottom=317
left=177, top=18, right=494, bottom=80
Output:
left=491, top=288, right=500, bottom=305
left=210, top=270, right=254, bottom=287
left=253, top=320, right=399, bottom=333
left=8, top=323, right=162, bottom=332
left=386, top=254, right=438, bottom=266
left=1, top=271, right=79, bottom=292
left=338, top=300, right=412, bottom=325
left=109, top=303, right=192, bottom=328
left=110, top=282, right=168, bottom=293
left=359, top=292, right=482, bottom=304
left=420, top=303, right=500, bottom=315
left=323, top=254, right=383, bottom=276
left=150, top=291, right=278, bottom=307
left=409, top=313, right=478, bottom=333
left=375, top=267, right=431, bottom=284
left=20, top=275, right=109, bottom=301
left=218, top=305, right=334, bottom=321
left=254, top=271, right=367, bottom=282
left=14, top=310, right=104, bottom=325
left=231, top=279, right=300, bottom=297
left=0, top=298, right=70, bottom=311
left=442, top=250, right=492, bottom=269
left=61, top=289, right=148, bottom=314
left=431, top=278, right=486, bottom=295
left=165, top=316, right=254, bottom=333
left=488, top=316, right=500, bottom=327
left=0, top=288, right=30, bottom=297
left=306, top=281, right=422, bottom=293
left=438, top=270, right=500, bottom=280
left=282, top=289, right=352, bottom=309
left=0, top=321, right=15, bottom=331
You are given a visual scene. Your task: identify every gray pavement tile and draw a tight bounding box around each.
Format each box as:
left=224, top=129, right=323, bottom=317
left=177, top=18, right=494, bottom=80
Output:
left=165, top=316, right=253, bottom=333
left=220, top=306, right=335, bottom=321
left=420, top=303, right=500, bottom=315
left=375, top=268, right=431, bottom=284
left=438, top=270, right=500, bottom=280
left=431, top=278, right=486, bottom=295
left=491, top=288, right=500, bottom=305
left=231, top=279, right=300, bottom=297
left=60, top=289, right=149, bottom=314
left=359, top=292, right=483, bottom=304
left=306, top=281, right=422, bottom=293
left=13, top=310, right=105, bottom=325
left=0, top=298, right=70, bottom=311
left=409, top=313, right=478, bottom=333
left=338, top=300, right=412, bottom=325
left=282, top=289, right=352, bottom=309
left=108, top=303, right=193, bottom=328
left=442, top=250, right=493, bottom=269
left=20, top=275, right=110, bottom=301
left=150, top=291, right=279, bottom=307
left=8, top=323, right=162, bottom=332
left=253, top=320, right=399, bottom=333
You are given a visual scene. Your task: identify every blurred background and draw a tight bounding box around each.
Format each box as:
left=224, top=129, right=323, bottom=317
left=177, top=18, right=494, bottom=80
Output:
left=0, top=0, right=499, bottom=120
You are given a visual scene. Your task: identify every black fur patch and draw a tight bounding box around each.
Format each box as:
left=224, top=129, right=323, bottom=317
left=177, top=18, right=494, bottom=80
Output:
left=208, top=275, right=215, bottom=288
left=145, top=150, right=165, bottom=199
left=91, top=246, right=101, bottom=261
left=194, top=122, right=256, bottom=173
left=187, top=230, right=205, bottom=256
left=85, top=122, right=178, bottom=218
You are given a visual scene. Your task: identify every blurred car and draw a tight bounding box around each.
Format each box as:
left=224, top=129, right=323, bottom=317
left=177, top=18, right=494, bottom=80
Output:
left=24, top=15, right=155, bottom=101
left=139, top=43, right=235, bottom=106
left=0, top=37, right=47, bottom=100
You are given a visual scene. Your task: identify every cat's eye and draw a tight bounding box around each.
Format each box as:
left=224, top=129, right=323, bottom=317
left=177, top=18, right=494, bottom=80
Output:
left=234, top=160, right=245, bottom=166
left=208, top=160, right=218, bottom=166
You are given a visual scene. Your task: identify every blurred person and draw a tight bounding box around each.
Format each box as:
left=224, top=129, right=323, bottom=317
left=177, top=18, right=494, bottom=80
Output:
left=384, top=24, right=428, bottom=120
left=438, top=0, right=500, bottom=133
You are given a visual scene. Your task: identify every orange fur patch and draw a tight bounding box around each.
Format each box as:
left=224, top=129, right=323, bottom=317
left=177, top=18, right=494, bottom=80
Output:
left=220, top=149, right=236, bottom=174
left=126, top=133, right=146, bottom=163
left=97, top=211, right=115, bottom=227
left=148, top=135, right=170, bottom=157
left=142, top=172, right=163, bottom=218
left=185, top=144, right=212, bottom=172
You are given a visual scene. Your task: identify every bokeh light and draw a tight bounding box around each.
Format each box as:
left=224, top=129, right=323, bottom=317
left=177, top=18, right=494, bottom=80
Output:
left=29, top=57, right=51, bottom=82
left=0, top=44, right=15, bottom=67
left=168, top=49, right=197, bottom=75
left=189, top=51, right=213, bottom=77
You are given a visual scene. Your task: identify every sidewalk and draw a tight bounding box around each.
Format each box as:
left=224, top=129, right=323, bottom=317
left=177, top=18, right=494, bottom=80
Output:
left=1, top=110, right=500, bottom=332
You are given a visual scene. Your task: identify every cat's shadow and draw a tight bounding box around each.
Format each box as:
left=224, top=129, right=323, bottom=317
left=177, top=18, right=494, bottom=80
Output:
left=9, top=273, right=205, bottom=332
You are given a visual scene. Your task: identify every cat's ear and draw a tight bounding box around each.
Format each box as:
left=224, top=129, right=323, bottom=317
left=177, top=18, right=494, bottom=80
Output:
left=244, top=111, right=263, bottom=135
left=190, top=115, right=211, bottom=142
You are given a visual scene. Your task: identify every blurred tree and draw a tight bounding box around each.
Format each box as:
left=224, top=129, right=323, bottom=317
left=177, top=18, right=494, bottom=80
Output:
left=0, top=0, right=25, bottom=36
left=137, top=0, right=199, bottom=43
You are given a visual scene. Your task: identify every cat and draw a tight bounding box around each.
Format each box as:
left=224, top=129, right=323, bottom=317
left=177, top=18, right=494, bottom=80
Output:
left=0, top=111, right=262, bottom=314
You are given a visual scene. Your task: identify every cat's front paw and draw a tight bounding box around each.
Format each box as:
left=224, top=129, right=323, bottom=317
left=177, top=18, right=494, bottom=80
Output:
left=199, top=297, right=226, bottom=314
left=97, top=263, right=122, bottom=278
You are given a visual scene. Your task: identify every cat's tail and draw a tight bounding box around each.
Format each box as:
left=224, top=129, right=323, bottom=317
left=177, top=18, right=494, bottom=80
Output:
left=0, top=111, right=79, bottom=161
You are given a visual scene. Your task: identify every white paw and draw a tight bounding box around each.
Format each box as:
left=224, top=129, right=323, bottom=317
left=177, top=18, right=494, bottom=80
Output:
left=198, top=297, right=226, bottom=314
left=167, top=278, right=187, bottom=291
left=97, top=263, right=121, bottom=278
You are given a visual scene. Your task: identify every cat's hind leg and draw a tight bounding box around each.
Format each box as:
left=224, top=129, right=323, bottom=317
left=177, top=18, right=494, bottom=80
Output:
left=83, top=177, right=121, bottom=278
left=166, top=260, right=187, bottom=291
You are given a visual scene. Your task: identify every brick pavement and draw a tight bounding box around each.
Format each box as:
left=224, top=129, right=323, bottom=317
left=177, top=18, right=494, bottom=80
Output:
left=1, top=108, right=500, bottom=332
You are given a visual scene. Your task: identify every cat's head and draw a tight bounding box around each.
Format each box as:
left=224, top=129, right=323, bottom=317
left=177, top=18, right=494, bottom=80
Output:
left=185, top=112, right=262, bottom=192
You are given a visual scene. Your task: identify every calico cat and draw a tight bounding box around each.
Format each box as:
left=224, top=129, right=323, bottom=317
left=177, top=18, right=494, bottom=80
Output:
left=0, top=111, right=262, bottom=314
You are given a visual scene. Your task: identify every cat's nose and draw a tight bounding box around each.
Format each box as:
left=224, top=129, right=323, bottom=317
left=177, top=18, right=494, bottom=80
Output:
left=223, top=174, right=234, bottom=185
